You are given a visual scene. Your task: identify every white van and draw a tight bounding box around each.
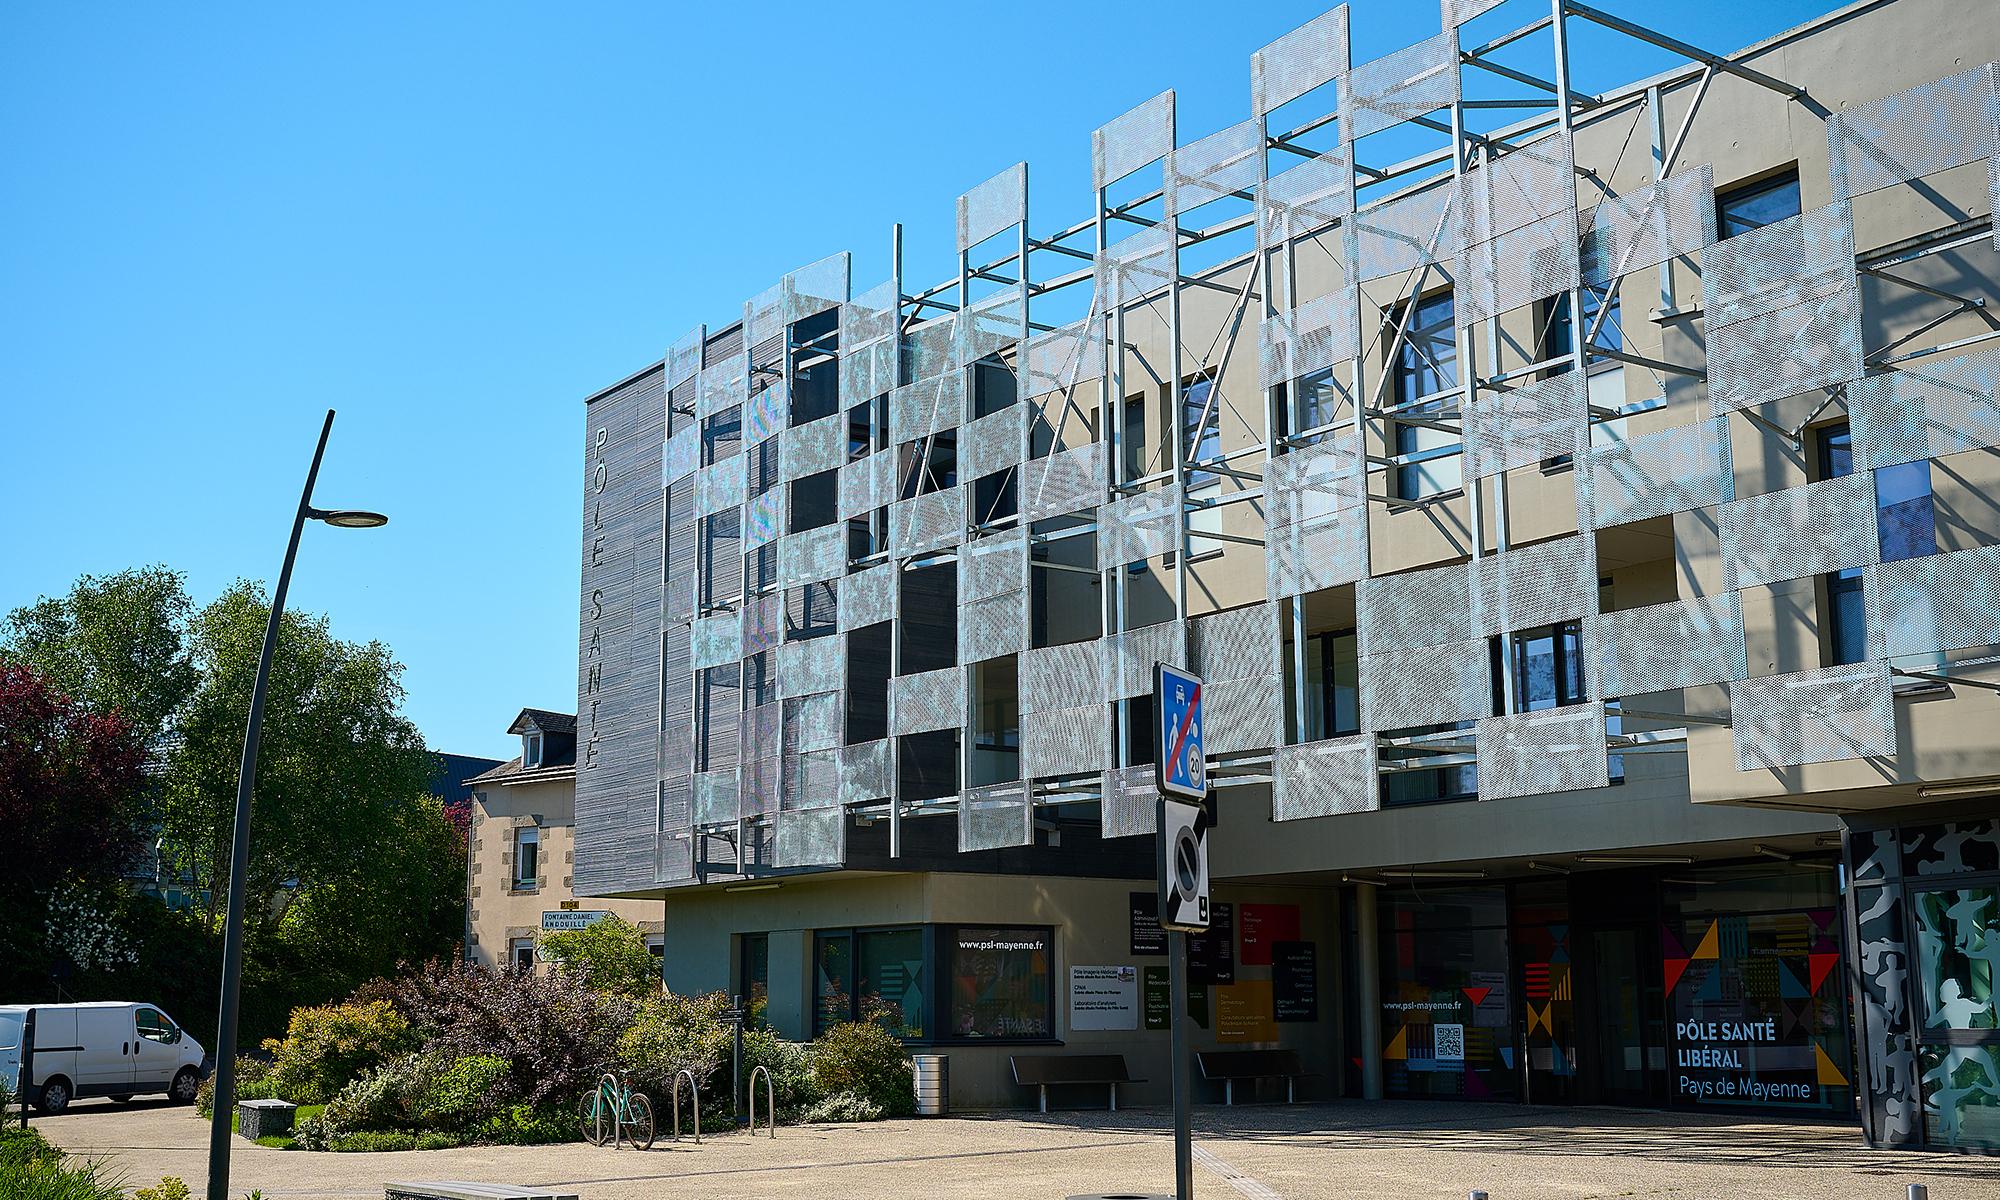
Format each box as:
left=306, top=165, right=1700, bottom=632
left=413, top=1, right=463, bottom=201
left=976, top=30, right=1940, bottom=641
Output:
left=0, top=1002, right=209, bottom=1113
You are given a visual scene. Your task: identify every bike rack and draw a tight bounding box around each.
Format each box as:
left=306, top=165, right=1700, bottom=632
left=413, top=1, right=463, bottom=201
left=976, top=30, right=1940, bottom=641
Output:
left=747, top=1065, right=776, bottom=1138
left=671, top=1068, right=701, bottom=1143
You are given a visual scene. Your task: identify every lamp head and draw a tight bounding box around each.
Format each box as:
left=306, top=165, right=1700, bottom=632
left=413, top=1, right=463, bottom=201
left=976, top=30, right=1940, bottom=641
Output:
left=313, top=509, right=389, bottom=529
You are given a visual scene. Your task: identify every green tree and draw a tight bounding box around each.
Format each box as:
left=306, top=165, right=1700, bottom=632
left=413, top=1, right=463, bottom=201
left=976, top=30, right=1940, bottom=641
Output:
left=162, top=580, right=442, bottom=936
left=539, top=914, right=660, bottom=997
left=2, top=566, right=198, bottom=743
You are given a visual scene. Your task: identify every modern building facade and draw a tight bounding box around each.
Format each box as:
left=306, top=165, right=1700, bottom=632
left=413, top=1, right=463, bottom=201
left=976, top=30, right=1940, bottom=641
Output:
left=465, top=709, right=663, bottom=971
left=575, top=0, right=2000, bottom=1152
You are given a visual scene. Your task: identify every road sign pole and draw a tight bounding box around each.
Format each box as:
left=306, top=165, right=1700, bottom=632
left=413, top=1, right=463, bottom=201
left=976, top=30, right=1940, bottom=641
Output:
left=1169, top=926, right=1192, bottom=1200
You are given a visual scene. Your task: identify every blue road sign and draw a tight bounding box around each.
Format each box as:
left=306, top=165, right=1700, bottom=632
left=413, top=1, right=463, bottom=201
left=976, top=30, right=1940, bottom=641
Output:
left=1154, top=662, right=1206, bottom=800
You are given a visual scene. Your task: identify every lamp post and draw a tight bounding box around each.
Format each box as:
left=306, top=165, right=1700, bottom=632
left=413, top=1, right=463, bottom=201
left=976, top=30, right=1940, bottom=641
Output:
left=207, top=410, right=385, bottom=1200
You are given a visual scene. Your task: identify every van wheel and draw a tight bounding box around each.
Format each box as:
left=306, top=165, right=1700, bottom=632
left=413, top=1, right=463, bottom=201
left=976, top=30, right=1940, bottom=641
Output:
left=110, top=1094, right=134, bottom=1103
left=35, top=1076, right=71, bottom=1115
left=170, top=1067, right=201, bottom=1104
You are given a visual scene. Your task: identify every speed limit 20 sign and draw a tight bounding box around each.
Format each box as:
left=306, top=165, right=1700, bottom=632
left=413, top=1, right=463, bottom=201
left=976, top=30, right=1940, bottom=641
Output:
left=1154, top=662, right=1205, bottom=801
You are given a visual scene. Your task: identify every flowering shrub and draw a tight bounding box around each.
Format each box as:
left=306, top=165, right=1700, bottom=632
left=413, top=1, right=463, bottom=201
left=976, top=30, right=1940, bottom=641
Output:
left=810, top=1022, right=916, bottom=1117
left=263, top=999, right=420, bottom=1103
left=44, top=885, right=139, bottom=972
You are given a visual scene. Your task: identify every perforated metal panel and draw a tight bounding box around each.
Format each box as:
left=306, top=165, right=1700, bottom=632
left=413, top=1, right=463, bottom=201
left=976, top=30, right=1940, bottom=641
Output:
left=1360, top=639, right=1489, bottom=731
left=1098, top=224, right=1179, bottom=309
left=840, top=738, right=894, bottom=804
left=1476, top=703, right=1608, bottom=799
left=1868, top=545, right=2000, bottom=659
left=1093, top=90, right=1175, bottom=190
left=782, top=690, right=843, bottom=756
left=1353, top=184, right=1458, bottom=282
left=958, top=287, right=1025, bottom=367
left=1167, top=119, right=1261, bottom=216
left=1272, top=735, right=1377, bottom=820
left=961, top=530, right=1027, bottom=603
left=1733, top=662, right=1895, bottom=770
left=1020, top=639, right=1108, bottom=714
left=890, top=490, right=965, bottom=558
left=1587, top=592, right=1748, bottom=696
left=1259, top=147, right=1353, bottom=245
left=1719, top=472, right=1879, bottom=590
left=781, top=414, right=845, bottom=481
left=784, top=746, right=843, bottom=808
left=745, top=378, right=789, bottom=446
left=694, top=768, right=738, bottom=827
left=778, top=637, right=844, bottom=698
left=1459, top=132, right=1575, bottom=247
left=1702, top=204, right=1856, bottom=328
left=774, top=807, right=846, bottom=867
left=1848, top=345, right=2000, bottom=471
left=960, top=588, right=1028, bottom=664
left=906, top=316, right=959, bottom=385
left=1022, top=316, right=1106, bottom=399
left=890, top=372, right=965, bottom=444
left=1268, top=509, right=1370, bottom=598
left=1105, top=620, right=1187, bottom=701
left=778, top=526, right=846, bottom=589
left=743, top=489, right=784, bottom=553
left=1266, top=433, right=1364, bottom=527
left=839, top=451, right=895, bottom=521
left=1191, top=604, right=1278, bottom=681
left=739, top=750, right=779, bottom=819
left=697, top=358, right=748, bottom=420
left=1019, top=442, right=1107, bottom=522
left=958, top=162, right=1028, bottom=253
left=959, top=781, right=1032, bottom=851
left=746, top=282, right=786, bottom=354
left=1579, top=417, right=1734, bottom=529
left=1252, top=6, right=1347, bottom=117
left=1022, top=704, right=1109, bottom=777
left=668, top=326, right=705, bottom=390
left=1581, top=166, right=1716, bottom=286
left=1260, top=288, right=1360, bottom=388
left=890, top=665, right=965, bottom=736
left=840, top=281, right=900, bottom=408
left=1828, top=65, right=2000, bottom=203
left=1097, top=487, right=1181, bottom=569
left=1100, top=764, right=1159, bottom=838
left=1207, top=676, right=1280, bottom=754
left=1464, top=371, right=1587, bottom=479
left=665, top=427, right=701, bottom=487
left=696, top=455, right=746, bottom=516
left=1457, top=211, right=1582, bottom=326
left=692, top=612, right=743, bottom=670
left=1358, top=562, right=1472, bottom=656
left=1344, top=31, right=1459, bottom=142
left=960, top=404, right=1029, bottom=483
left=784, top=253, right=849, bottom=326
left=1440, top=0, right=1507, bottom=28
left=1475, top=535, right=1597, bottom=636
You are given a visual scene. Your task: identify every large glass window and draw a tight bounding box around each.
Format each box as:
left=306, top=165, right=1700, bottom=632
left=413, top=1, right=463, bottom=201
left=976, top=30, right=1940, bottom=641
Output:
left=857, top=929, right=928, bottom=1039
left=949, top=927, right=1053, bottom=1040
left=814, top=932, right=852, bottom=1037
left=1500, top=622, right=1587, bottom=713
left=1818, top=422, right=1938, bottom=664
left=1379, top=886, right=1516, bottom=1099
left=741, top=934, right=770, bottom=1030
left=1916, top=889, right=1997, bottom=1031
left=1716, top=170, right=1802, bottom=239
left=1393, top=293, right=1461, bottom=501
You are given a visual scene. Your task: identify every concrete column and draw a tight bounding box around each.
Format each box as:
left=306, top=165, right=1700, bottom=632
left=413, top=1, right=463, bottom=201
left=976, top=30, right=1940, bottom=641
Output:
left=1326, top=887, right=1347, bottom=1097
left=766, top=929, right=811, bottom=1042
left=1355, top=884, right=1384, bottom=1101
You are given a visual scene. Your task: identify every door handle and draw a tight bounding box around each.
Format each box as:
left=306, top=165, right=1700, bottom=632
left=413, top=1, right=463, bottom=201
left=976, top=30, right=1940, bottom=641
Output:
left=123, top=1042, right=129, bottom=1054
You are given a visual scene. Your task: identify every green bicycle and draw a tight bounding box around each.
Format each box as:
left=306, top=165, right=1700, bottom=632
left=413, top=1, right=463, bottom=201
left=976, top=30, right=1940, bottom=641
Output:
left=578, top=1066, right=655, bottom=1149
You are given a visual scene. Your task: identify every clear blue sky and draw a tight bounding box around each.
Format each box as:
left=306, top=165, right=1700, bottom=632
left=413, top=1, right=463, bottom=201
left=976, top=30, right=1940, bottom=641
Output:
left=1, top=0, right=1832, bottom=761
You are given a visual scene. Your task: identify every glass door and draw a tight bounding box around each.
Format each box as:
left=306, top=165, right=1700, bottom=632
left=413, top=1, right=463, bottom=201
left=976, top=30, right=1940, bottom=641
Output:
left=1587, top=926, right=1664, bottom=1104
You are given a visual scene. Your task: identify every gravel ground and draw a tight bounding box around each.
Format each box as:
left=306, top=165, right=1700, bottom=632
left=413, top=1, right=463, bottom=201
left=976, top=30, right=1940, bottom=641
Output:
left=28, top=1093, right=2000, bottom=1200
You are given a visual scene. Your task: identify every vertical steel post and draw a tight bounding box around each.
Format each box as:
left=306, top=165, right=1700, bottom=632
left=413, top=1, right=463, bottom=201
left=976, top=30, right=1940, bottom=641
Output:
left=1170, top=926, right=1193, bottom=1200
left=1648, top=84, right=1674, bottom=316
left=18, top=1009, right=33, bottom=1128
left=890, top=223, right=905, bottom=859
left=208, top=410, right=337, bottom=1200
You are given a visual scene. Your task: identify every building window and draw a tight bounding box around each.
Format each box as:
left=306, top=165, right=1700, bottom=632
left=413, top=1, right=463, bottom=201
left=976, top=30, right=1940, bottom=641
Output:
left=813, top=928, right=931, bottom=1040
left=1716, top=169, right=1802, bottom=239
left=1393, top=292, right=1460, bottom=500
left=1291, top=630, right=1360, bottom=741
left=1498, top=621, right=1588, bottom=713
left=1545, top=286, right=1622, bottom=365
left=510, top=938, right=536, bottom=971
left=948, top=926, right=1052, bottom=1040
left=1182, top=376, right=1221, bottom=489
left=514, top=827, right=539, bottom=890
left=523, top=731, right=543, bottom=768
left=814, top=931, right=853, bottom=1037
left=741, top=933, right=769, bottom=1029
left=1817, top=423, right=1937, bottom=664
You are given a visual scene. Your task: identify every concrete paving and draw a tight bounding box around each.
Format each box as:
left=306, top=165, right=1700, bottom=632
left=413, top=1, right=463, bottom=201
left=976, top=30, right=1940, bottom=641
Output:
left=27, top=1094, right=2000, bottom=1200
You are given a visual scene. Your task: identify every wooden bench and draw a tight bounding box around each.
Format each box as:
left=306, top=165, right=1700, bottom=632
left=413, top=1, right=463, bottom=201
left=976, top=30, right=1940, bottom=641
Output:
left=1196, top=1048, right=1315, bottom=1105
left=1010, top=1054, right=1146, bottom=1112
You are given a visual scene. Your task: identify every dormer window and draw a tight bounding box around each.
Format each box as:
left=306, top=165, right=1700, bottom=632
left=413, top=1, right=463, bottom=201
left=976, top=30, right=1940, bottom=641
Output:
left=524, top=731, right=544, bottom=768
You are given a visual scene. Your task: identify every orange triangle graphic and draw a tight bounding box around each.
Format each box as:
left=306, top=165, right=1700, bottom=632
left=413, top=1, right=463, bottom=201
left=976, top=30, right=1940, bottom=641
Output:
left=1463, top=987, right=1492, bottom=1008
left=1815, top=1042, right=1850, bottom=1086
left=1692, top=920, right=1721, bottom=960
left=1528, top=1002, right=1551, bottom=1036
left=1810, top=953, right=1840, bottom=994
left=1663, top=955, right=1692, bottom=996
left=1383, top=1025, right=1409, bottom=1061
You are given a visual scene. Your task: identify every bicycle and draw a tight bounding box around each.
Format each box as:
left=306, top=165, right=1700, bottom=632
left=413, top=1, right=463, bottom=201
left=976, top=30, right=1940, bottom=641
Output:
left=578, top=1066, right=655, bottom=1149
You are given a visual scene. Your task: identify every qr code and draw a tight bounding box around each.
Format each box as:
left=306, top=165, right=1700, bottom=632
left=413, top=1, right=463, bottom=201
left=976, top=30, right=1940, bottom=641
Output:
left=1433, top=1022, right=1465, bottom=1062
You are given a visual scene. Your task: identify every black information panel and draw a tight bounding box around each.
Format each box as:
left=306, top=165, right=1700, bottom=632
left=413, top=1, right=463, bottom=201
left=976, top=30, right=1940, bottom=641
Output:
left=1130, top=891, right=1167, bottom=956
left=1273, top=941, right=1318, bottom=1022
left=1188, top=901, right=1235, bottom=985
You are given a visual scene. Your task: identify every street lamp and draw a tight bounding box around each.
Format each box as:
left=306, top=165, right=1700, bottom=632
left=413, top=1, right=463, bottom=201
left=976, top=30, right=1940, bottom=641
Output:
left=207, top=410, right=385, bottom=1200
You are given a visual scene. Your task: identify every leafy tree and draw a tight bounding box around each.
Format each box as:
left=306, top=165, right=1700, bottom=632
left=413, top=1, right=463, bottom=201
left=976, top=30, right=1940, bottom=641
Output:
left=163, top=580, right=440, bottom=934
left=2, top=566, right=198, bottom=743
left=540, top=914, right=660, bottom=997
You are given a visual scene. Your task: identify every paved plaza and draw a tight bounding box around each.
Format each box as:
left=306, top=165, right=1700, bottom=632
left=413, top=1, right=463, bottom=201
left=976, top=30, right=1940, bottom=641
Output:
left=30, top=1096, right=2000, bottom=1200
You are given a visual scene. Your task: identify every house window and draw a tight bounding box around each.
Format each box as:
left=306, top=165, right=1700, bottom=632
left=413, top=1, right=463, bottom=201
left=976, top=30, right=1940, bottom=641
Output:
left=523, top=732, right=543, bottom=768
left=948, top=926, right=1052, bottom=1040
left=514, top=827, right=539, bottom=889
left=510, top=938, right=536, bottom=971
left=1182, top=376, right=1221, bottom=489
left=1717, top=169, right=1802, bottom=240
left=1545, top=287, right=1622, bottom=364
left=1499, top=621, right=1588, bottom=713
left=1393, top=292, right=1460, bottom=500
left=1818, top=423, right=1937, bottom=665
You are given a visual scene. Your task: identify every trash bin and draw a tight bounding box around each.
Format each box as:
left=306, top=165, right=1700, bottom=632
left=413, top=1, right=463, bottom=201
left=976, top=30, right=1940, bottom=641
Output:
left=911, top=1054, right=948, bottom=1116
